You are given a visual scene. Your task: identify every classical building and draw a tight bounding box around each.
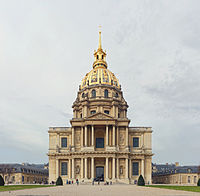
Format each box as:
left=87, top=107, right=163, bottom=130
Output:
left=48, top=30, right=153, bottom=184
left=152, top=163, right=200, bottom=185
left=0, top=163, right=48, bottom=184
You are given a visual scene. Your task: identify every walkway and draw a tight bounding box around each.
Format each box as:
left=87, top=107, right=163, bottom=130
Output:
left=0, top=184, right=199, bottom=196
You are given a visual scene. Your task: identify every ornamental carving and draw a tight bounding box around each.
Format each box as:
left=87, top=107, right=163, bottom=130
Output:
left=119, top=133, right=124, bottom=144
left=76, top=165, right=80, bottom=174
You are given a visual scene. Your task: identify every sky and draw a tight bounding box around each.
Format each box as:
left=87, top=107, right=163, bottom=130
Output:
left=0, top=0, right=200, bottom=165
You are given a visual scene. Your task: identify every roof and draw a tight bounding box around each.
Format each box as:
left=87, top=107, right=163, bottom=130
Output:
left=0, top=163, right=48, bottom=176
left=152, top=163, right=199, bottom=176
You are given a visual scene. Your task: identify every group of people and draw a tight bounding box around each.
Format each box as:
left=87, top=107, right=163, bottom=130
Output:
left=65, top=179, right=113, bottom=186
left=92, top=179, right=112, bottom=185
left=66, top=179, right=79, bottom=185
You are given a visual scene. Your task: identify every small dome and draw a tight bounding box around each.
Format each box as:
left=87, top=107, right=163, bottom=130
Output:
left=81, top=67, right=120, bottom=89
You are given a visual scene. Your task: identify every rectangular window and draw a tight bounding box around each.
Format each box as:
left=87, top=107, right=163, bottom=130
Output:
left=96, top=138, right=104, bottom=148
left=133, top=137, right=139, bottom=147
left=188, top=176, right=190, bottom=183
left=194, top=176, right=197, bottom=183
left=61, top=138, right=67, bottom=148
left=132, top=162, right=139, bottom=176
left=61, top=162, right=68, bottom=175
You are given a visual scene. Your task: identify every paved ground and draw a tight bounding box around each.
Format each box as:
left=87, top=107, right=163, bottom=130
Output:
left=0, top=184, right=199, bottom=196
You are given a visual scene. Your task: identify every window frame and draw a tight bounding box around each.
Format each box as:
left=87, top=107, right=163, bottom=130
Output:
left=104, top=89, right=109, bottom=98
left=96, top=138, right=104, bottom=148
left=90, top=110, right=96, bottom=115
left=188, top=176, right=191, bottom=183
left=132, top=162, right=139, bottom=176
left=61, top=162, right=68, bottom=176
left=91, top=90, right=96, bottom=98
left=61, top=137, right=67, bottom=148
left=104, top=110, right=110, bottom=115
left=133, top=137, right=139, bottom=148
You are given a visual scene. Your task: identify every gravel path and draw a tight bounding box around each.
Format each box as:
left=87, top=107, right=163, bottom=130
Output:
left=0, top=184, right=199, bottom=196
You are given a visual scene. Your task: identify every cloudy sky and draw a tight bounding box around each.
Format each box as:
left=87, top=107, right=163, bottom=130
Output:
left=0, top=0, right=199, bottom=165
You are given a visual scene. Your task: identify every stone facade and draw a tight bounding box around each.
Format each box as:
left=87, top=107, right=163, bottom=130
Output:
left=153, top=173, right=199, bottom=185
left=48, top=30, right=153, bottom=184
left=152, top=163, right=200, bottom=185
left=0, top=164, right=48, bottom=184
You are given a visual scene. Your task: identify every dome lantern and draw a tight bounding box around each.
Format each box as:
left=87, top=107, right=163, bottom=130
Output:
left=93, top=28, right=107, bottom=69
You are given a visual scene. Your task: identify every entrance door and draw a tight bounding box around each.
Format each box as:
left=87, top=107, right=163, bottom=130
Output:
left=96, top=166, right=104, bottom=181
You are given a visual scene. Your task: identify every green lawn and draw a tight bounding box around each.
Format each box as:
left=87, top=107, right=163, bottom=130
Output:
left=147, top=185, right=200, bottom=193
left=0, top=185, right=54, bottom=192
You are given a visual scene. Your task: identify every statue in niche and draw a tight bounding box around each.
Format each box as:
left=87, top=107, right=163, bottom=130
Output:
left=120, top=166, right=123, bottom=174
left=76, top=165, right=80, bottom=174
left=119, top=134, right=124, bottom=144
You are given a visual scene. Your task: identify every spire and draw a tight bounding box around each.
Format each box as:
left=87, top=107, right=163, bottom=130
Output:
left=98, top=25, right=102, bottom=49
left=93, top=26, right=107, bottom=69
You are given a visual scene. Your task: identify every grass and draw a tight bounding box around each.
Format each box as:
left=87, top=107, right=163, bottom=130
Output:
left=0, top=185, right=54, bottom=192
left=147, top=185, right=200, bottom=193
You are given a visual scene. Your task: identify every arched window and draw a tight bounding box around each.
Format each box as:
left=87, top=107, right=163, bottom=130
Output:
left=82, top=93, right=85, bottom=98
left=104, top=89, right=108, bottom=98
left=104, top=110, right=109, bottom=115
left=115, top=92, right=118, bottom=98
left=102, top=55, right=104, bottom=60
left=97, top=55, right=99, bottom=60
left=118, top=113, right=120, bottom=118
left=91, top=89, right=96, bottom=98
left=90, top=110, right=96, bottom=115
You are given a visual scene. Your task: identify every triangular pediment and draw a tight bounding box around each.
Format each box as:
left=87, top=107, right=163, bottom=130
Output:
left=87, top=112, right=113, bottom=120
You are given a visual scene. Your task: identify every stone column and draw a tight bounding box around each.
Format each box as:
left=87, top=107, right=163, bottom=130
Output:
left=106, top=157, right=109, bottom=179
left=72, top=158, right=75, bottom=179
left=56, top=134, right=60, bottom=147
left=91, top=157, right=94, bottom=179
left=91, top=125, right=94, bottom=146
left=116, top=158, right=119, bottom=179
left=56, top=159, right=59, bottom=179
left=85, top=126, right=87, bottom=147
left=69, top=159, right=71, bottom=178
left=81, top=126, right=84, bottom=147
left=116, top=107, right=118, bottom=118
left=113, top=126, right=115, bottom=146
left=129, top=159, right=132, bottom=179
left=125, top=126, right=129, bottom=147
left=116, top=126, right=119, bottom=147
left=106, top=125, right=109, bottom=146
left=81, top=158, right=84, bottom=179
left=141, top=159, right=144, bottom=177
left=72, top=127, right=75, bottom=147
left=85, top=158, right=88, bottom=179
left=112, top=158, right=115, bottom=179
left=125, top=158, right=128, bottom=179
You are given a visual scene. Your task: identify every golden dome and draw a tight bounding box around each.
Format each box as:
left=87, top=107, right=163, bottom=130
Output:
left=80, top=29, right=120, bottom=90
left=81, top=67, right=120, bottom=89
